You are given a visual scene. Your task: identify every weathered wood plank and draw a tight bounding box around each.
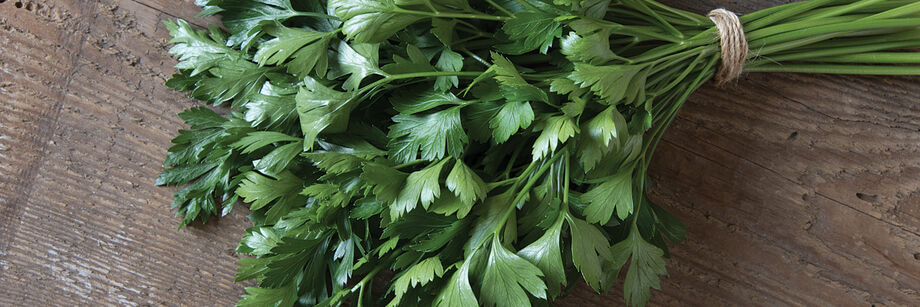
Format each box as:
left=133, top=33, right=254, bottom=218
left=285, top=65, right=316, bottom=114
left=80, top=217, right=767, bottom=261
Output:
left=0, top=0, right=247, bottom=305
left=0, top=0, right=918, bottom=306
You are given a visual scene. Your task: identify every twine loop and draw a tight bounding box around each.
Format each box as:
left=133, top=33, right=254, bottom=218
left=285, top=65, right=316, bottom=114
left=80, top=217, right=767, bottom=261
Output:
left=708, top=8, right=748, bottom=85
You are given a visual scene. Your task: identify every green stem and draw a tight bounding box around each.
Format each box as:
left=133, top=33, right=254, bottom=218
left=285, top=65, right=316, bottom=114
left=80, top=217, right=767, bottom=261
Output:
left=815, top=52, right=920, bottom=63
left=485, top=0, right=515, bottom=17
left=750, top=18, right=920, bottom=47
left=862, top=1, right=920, bottom=21
left=744, top=64, right=920, bottom=75
left=353, top=264, right=384, bottom=307
left=492, top=152, right=564, bottom=235
left=643, top=0, right=710, bottom=26
left=749, top=40, right=920, bottom=65
left=622, top=0, right=684, bottom=39
left=743, top=0, right=842, bottom=31
left=800, top=0, right=886, bottom=21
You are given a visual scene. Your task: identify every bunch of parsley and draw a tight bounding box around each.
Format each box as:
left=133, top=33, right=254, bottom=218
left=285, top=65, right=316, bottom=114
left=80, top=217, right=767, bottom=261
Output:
left=157, top=0, right=920, bottom=306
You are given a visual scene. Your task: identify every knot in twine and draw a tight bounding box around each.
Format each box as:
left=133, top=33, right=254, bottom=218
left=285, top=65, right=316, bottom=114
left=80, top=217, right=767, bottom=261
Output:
left=708, top=8, right=747, bottom=85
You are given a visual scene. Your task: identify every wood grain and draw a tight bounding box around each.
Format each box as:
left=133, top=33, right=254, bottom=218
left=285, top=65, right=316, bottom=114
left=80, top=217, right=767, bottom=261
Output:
left=0, top=0, right=918, bottom=306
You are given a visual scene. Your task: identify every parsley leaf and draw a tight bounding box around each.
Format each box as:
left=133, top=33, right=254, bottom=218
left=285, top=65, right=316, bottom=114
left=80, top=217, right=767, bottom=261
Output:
left=499, top=10, right=564, bottom=54
left=612, top=226, right=668, bottom=307
left=388, top=106, right=469, bottom=163
left=532, top=115, right=578, bottom=160
left=568, top=63, right=644, bottom=105
left=481, top=236, right=548, bottom=307
left=392, top=159, right=449, bottom=219
left=329, top=0, right=426, bottom=43
left=445, top=159, right=488, bottom=205
left=566, top=214, right=614, bottom=291
left=490, top=101, right=535, bottom=143
left=435, top=261, right=478, bottom=307
left=582, top=167, right=635, bottom=224
left=517, top=214, right=566, bottom=295
left=254, top=24, right=335, bottom=77
left=296, top=77, right=357, bottom=149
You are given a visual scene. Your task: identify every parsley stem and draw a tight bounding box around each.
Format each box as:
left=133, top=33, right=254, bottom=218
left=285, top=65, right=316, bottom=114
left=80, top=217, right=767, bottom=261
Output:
left=743, top=64, right=920, bottom=75
left=643, top=0, right=710, bottom=26
left=492, top=152, right=564, bottom=236
left=487, top=178, right=517, bottom=190
left=486, top=0, right=515, bottom=17
left=623, top=0, right=684, bottom=39
left=747, top=39, right=920, bottom=66
left=749, top=18, right=920, bottom=46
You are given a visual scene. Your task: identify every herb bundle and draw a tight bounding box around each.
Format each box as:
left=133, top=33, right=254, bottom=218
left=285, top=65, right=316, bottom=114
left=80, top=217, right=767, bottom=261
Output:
left=156, top=0, right=920, bottom=306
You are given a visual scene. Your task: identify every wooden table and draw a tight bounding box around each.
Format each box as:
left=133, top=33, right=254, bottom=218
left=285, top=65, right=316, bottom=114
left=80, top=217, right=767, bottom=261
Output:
left=1, top=0, right=918, bottom=305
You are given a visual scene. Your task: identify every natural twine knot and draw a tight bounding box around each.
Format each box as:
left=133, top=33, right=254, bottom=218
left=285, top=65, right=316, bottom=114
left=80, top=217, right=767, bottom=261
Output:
left=708, top=8, right=748, bottom=85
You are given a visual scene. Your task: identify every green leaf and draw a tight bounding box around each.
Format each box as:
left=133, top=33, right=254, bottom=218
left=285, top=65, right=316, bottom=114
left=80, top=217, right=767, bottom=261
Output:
left=235, top=171, right=304, bottom=211
left=435, top=49, right=464, bottom=91
left=429, top=190, right=474, bottom=218
left=465, top=190, right=513, bottom=253
left=296, top=77, right=356, bottom=150
left=165, top=19, right=271, bottom=105
left=582, top=168, right=634, bottom=224
left=237, top=283, right=297, bottom=307
left=361, top=162, right=408, bottom=204
left=445, top=159, right=488, bottom=205
left=435, top=261, right=478, bottom=307
left=517, top=214, right=566, bottom=296
left=236, top=257, right=270, bottom=282
left=329, top=41, right=382, bottom=91
left=391, top=256, right=446, bottom=304
left=491, top=52, right=549, bottom=103
left=231, top=131, right=301, bottom=154
left=480, top=236, right=548, bottom=307
left=566, top=215, right=613, bottom=291
left=253, top=141, right=304, bottom=176
left=382, top=44, right=437, bottom=75
left=155, top=162, right=218, bottom=186
left=392, top=90, right=467, bottom=115
left=489, top=101, right=534, bottom=143
left=210, top=0, right=305, bottom=50
left=164, top=19, right=240, bottom=76
left=578, top=106, right=628, bottom=171
left=499, top=10, right=563, bottom=55
left=377, top=236, right=400, bottom=257
left=329, top=0, right=426, bottom=43
left=410, top=216, right=465, bottom=251
left=242, top=82, right=299, bottom=128
left=568, top=63, right=643, bottom=105
left=254, top=24, right=334, bottom=77
left=388, top=106, right=469, bottom=163
left=561, top=31, right=619, bottom=65
left=301, top=183, right=351, bottom=207
left=239, top=227, right=282, bottom=256
left=431, top=18, right=456, bottom=45
left=612, top=226, right=668, bottom=307
left=302, top=152, right=365, bottom=174
left=392, top=159, right=449, bottom=219
left=532, top=115, right=578, bottom=160
left=350, top=197, right=384, bottom=219
left=195, top=59, right=271, bottom=106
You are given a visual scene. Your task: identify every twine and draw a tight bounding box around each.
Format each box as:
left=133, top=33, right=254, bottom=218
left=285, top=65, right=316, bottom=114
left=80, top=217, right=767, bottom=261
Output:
left=708, top=8, right=748, bottom=85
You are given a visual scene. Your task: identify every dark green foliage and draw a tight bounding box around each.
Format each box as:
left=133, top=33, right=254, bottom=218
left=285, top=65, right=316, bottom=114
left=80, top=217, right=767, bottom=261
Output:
left=158, top=0, right=920, bottom=306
